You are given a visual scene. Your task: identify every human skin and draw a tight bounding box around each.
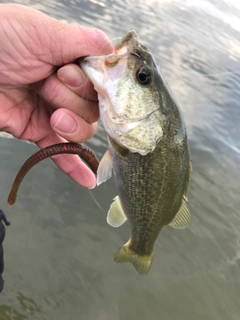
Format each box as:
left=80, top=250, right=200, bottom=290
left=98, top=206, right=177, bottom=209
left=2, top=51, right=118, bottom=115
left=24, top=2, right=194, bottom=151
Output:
left=0, top=4, right=113, bottom=188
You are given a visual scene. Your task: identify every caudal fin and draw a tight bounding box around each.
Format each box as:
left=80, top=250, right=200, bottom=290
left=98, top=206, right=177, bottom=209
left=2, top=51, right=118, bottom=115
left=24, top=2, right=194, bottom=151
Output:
left=113, top=242, right=153, bottom=275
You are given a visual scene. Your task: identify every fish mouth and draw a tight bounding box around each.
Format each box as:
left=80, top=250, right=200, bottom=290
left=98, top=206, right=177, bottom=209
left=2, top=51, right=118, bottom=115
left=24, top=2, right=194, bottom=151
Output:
left=80, top=52, right=130, bottom=99
left=82, top=53, right=128, bottom=68
left=81, top=46, right=157, bottom=125
left=80, top=30, right=142, bottom=72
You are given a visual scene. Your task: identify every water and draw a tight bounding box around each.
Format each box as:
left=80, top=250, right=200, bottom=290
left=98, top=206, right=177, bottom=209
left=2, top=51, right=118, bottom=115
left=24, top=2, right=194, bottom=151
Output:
left=0, top=0, right=240, bottom=319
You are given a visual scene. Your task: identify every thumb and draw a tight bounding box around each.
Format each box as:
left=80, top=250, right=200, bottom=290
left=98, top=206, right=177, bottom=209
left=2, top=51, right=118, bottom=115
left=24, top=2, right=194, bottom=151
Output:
left=50, top=24, right=114, bottom=65
left=1, top=4, right=113, bottom=66
left=30, top=8, right=114, bottom=65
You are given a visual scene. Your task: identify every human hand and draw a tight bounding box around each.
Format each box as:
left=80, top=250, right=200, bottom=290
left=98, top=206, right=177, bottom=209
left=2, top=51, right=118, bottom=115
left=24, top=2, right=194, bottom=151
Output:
left=0, top=4, right=113, bottom=188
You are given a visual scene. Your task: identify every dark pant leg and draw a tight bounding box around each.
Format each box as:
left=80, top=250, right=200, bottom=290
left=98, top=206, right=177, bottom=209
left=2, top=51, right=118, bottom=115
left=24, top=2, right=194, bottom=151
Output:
left=0, top=222, right=5, bottom=292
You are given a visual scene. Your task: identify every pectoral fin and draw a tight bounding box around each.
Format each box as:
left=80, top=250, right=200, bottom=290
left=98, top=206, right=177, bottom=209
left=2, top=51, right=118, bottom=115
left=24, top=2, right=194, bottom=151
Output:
left=168, top=197, right=191, bottom=229
left=107, top=196, right=127, bottom=227
left=97, top=150, right=112, bottom=186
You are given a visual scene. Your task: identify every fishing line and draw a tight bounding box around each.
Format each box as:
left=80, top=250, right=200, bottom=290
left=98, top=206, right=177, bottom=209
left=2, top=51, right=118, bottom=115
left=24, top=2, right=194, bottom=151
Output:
left=80, top=63, right=108, bottom=215
left=98, top=37, right=122, bottom=53
left=88, top=189, right=105, bottom=212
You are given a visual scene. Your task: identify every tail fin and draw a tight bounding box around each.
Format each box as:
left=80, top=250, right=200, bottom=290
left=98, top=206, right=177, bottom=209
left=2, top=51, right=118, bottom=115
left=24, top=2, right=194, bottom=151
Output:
left=113, top=241, right=153, bottom=275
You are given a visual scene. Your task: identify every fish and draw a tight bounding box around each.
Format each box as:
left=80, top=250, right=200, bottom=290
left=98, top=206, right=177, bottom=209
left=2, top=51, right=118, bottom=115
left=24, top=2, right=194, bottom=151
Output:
left=80, top=31, right=192, bottom=275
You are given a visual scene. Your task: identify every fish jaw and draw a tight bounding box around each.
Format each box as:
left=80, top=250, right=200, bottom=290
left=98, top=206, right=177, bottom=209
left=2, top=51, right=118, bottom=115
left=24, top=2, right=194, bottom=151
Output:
left=80, top=31, right=165, bottom=155
left=81, top=54, right=148, bottom=152
left=80, top=43, right=131, bottom=101
left=80, top=55, right=106, bottom=96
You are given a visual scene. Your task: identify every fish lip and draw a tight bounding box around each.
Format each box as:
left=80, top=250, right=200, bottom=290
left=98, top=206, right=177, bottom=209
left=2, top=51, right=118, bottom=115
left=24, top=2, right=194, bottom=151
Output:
left=82, top=52, right=130, bottom=65
left=81, top=30, right=139, bottom=65
left=82, top=55, right=99, bottom=62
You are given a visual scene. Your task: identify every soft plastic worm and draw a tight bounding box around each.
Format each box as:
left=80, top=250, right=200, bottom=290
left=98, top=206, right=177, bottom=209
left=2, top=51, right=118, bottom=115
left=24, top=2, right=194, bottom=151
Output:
left=8, top=142, right=99, bottom=206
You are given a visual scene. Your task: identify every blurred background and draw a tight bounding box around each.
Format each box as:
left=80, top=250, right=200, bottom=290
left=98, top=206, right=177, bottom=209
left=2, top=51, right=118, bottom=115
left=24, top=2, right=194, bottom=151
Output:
left=0, top=0, right=240, bottom=319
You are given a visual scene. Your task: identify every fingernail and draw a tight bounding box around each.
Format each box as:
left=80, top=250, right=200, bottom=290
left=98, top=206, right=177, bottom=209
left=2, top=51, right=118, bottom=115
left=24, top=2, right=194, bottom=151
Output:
left=89, top=182, right=96, bottom=189
left=54, top=112, right=77, bottom=133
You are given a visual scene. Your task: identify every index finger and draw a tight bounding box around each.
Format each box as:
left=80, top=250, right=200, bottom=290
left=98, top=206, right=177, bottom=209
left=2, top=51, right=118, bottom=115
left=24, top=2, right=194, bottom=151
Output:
left=57, top=64, right=98, bottom=101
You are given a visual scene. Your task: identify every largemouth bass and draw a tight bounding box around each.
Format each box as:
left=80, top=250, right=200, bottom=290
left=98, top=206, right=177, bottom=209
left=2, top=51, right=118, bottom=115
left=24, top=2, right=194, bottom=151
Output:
left=81, top=31, right=192, bottom=275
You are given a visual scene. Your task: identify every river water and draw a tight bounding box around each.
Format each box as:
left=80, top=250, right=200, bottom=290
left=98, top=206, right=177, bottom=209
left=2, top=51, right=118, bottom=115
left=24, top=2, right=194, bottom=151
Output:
left=0, top=0, right=240, bottom=319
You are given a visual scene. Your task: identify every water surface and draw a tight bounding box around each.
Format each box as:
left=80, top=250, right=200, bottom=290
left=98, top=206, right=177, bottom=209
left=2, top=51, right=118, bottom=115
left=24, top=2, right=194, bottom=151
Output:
left=0, top=0, right=240, bottom=319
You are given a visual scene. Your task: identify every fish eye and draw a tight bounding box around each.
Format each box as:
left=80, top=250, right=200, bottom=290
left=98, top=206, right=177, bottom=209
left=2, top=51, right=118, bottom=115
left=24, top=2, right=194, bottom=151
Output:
left=136, top=68, right=151, bottom=86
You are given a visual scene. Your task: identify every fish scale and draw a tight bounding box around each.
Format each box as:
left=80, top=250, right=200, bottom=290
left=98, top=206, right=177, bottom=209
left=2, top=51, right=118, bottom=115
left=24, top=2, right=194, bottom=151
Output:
left=109, top=132, right=189, bottom=256
left=81, top=30, right=192, bottom=275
